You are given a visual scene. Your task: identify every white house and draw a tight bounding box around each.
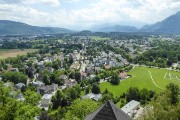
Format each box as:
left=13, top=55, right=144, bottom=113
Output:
left=82, top=93, right=102, bottom=101
left=41, top=94, right=53, bottom=107
left=121, top=100, right=140, bottom=117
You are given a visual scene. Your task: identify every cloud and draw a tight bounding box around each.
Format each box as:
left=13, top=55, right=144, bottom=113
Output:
left=0, top=0, right=179, bottom=29
left=66, top=0, right=79, bottom=3
left=0, top=0, right=22, bottom=4
left=0, top=0, right=60, bottom=6
left=24, top=0, right=60, bottom=6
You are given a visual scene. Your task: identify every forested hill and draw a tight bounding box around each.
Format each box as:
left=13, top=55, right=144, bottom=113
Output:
left=140, top=11, right=180, bottom=34
left=0, top=20, right=72, bottom=35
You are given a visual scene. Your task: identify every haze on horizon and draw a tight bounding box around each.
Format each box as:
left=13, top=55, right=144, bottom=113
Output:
left=0, top=0, right=180, bottom=30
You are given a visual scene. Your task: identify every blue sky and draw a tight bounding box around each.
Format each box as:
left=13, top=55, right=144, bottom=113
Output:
left=0, top=0, right=180, bottom=30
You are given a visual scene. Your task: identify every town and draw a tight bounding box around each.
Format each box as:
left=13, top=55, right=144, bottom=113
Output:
left=0, top=32, right=180, bottom=120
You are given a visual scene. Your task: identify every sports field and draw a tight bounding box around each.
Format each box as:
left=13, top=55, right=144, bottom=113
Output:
left=0, top=49, right=38, bottom=59
left=100, top=66, right=180, bottom=97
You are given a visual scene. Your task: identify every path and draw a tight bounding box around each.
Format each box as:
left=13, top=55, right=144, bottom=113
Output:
left=164, top=73, right=167, bottom=79
left=148, top=70, right=164, bottom=90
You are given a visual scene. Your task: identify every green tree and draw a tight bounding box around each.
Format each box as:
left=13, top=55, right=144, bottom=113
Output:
left=140, top=88, right=150, bottom=104
left=0, top=82, right=40, bottom=120
left=24, top=89, right=41, bottom=105
left=52, top=90, right=64, bottom=109
left=140, top=91, right=179, bottom=120
left=43, top=74, right=50, bottom=85
left=67, top=88, right=78, bottom=101
left=94, top=76, right=100, bottom=83
left=85, top=87, right=90, bottom=94
left=101, top=93, right=113, bottom=103
left=14, top=104, right=41, bottom=120
left=166, top=83, right=179, bottom=104
left=110, top=73, right=120, bottom=85
left=65, top=99, right=98, bottom=119
left=126, top=87, right=140, bottom=102
left=48, top=107, right=67, bottom=120
left=91, top=83, right=100, bottom=94
left=75, top=71, right=81, bottom=82
left=2, top=72, right=28, bottom=84
left=0, top=82, right=12, bottom=106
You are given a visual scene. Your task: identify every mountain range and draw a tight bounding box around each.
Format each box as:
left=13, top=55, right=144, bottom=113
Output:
left=0, top=11, right=180, bottom=35
left=140, top=11, right=180, bottom=33
left=92, top=25, right=138, bottom=32
left=0, top=20, right=72, bottom=35
left=92, top=11, right=180, bottom=34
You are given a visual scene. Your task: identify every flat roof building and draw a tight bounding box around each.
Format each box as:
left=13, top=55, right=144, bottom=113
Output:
left=121, top=100, right=140, bottom=117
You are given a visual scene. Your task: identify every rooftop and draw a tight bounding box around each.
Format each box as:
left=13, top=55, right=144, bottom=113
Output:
left=85, top=100, right=131, bottom=120
left=42, top=94, right=53, bottom=99
left=82, top=93, right=102, bottom=101
left=121, top=100, right=140, bottom=114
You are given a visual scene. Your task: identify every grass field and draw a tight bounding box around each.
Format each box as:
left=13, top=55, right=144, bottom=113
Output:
left=90, top=36, right=111, bottom=41
left=0, top=49, right=38, bottom=59
left=100, top=66, right=180, bottom=97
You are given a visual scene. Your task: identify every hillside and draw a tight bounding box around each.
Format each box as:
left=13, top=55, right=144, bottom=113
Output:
left=92, top=25, right=138, bottom=32
left=0, top=20, right=72, bottom=35
left=140, top=12, right=180, bottom=33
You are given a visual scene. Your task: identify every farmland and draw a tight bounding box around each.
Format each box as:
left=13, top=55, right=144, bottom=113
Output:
left=100, top=66, right=180, bottom=97
left=0, top=49, right=38, bottom=59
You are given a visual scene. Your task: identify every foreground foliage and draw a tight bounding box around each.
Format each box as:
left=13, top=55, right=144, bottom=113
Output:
left=0, top=82, right=41, bottom=120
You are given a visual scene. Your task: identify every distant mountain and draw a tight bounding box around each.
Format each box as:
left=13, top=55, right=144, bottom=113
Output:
left=1, top=11, right=180, bottom=35
left=92, top=25, right=138, bottom=32
left=140, top=11, right=180, bottom=33
left=0, top=20, right=72, bottom=35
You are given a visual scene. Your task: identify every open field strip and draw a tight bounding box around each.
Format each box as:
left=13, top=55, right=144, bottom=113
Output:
left=100, top=66, right=180, bottom=97
left=0, top=49, right=38, bottom=59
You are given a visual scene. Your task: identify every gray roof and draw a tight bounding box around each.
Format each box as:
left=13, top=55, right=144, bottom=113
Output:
left=85, top=100, right=131, bottom=120
left=15, top=83, right=25, bottom=89
left=42, top=94, right=53, bottom=100
left=121, top=100, right=140, bottom=114
left=82, top=93, right=102, bottom=101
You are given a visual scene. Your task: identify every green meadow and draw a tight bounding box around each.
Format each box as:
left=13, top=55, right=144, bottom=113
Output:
left=90, top=36, right=111, bottom=41
left=100, top=66, right=180, bottom=97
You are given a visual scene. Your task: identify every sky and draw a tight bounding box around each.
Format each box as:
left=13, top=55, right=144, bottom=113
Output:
left=0, top=0, right=180, bottom=30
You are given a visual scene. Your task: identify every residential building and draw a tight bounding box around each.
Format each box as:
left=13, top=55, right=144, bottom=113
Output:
left=32, top=81, right=44, bottom=87
left=41, top=94, right=53, bottom=107
left=121, top=100, right=140, bottom=117
left=39, top=84, right=58, bottom=95
left=82, top=93, right=102, bottom=101
left=15, top=83, right=25, bottom=89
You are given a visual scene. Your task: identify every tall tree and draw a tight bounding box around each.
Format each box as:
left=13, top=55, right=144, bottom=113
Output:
left=74, top=71, right=81, bottom=82
left=126, top=87, right=140, bottom=102
left=43, top=74, right=50, bottom=85
left=110, top=73, right=120, bottom=85
left=166, top=83, right=179, bottom=104
left=140, top=88, right=150, bottom=104
left=91, top=83, right=100, bottom=94
left=24, top=89, right=41, bottom=106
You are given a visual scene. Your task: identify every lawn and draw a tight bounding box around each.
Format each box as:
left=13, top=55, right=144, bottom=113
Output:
left=100, top=66, right=180, bottom=98
left=57, top=39, right=64, bottom=43
left=0, top=49, right=38, bottom=59
left=90, top=36, right=111, bottom=41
